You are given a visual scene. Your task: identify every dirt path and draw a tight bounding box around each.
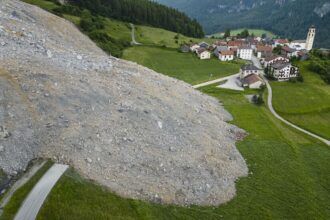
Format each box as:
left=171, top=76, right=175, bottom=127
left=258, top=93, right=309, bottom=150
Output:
left=130, top=23, right=141, bottom=45
left=14, top=164, right=68, bottom=220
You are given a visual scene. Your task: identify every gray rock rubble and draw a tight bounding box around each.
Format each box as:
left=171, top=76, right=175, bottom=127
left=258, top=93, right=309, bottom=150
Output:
left=0, top=0, right=248, bottom=206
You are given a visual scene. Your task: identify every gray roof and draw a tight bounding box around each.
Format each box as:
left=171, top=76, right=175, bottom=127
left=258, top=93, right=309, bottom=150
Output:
left=242, top=74, right=263, bottom=85
left=238, top=45, right=252, bottom=50
left=270, top=62, right=291, bottom=70
left=216, top=46, right=229, bottom=52
left=292, top=40, right=306, bottom=43
left=199, top=42, right=209, bottom=48
left=241, top=64, right=261, bottom=71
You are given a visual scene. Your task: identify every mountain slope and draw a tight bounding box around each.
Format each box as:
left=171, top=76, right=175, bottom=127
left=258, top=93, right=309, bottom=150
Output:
left=66, top=0, right=204, bottom=38
left=0, top=0, right=247, bottom=206
left=156, top=0, right=330, bottom=48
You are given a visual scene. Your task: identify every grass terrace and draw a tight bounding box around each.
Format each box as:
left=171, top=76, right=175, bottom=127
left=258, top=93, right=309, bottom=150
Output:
left=135, top=26, right=212, bottom=48
left=123, top=46, right=243, bottom=85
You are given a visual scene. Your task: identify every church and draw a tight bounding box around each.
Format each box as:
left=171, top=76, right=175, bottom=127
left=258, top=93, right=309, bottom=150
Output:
left=288, top=26, right=315, bottom=51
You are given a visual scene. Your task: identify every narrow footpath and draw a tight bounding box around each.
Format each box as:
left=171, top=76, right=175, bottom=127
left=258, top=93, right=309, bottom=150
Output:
left=0, top=161, right=46, bottom=214
left=14, top=164, right=68, bottom=220
left=130, top=23, right=141, bottom=45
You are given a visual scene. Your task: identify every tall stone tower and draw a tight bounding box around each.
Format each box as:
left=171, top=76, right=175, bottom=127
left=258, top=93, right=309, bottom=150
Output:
left=306, top=26, right=316, bottom=51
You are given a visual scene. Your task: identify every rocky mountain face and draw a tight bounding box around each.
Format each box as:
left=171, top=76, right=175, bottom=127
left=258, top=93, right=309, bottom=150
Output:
left=0, top=0, right=248, bottom=206
left=157, top=0, right=330, bottom=48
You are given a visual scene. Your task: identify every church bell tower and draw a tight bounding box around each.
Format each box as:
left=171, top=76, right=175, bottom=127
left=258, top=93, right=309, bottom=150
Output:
left=306, top=26, right=316, bottom=51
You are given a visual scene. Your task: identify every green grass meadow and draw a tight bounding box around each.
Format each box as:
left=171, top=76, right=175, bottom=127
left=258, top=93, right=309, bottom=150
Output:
left=135, top=26, right=212, bottom=48
left=123, top=46, right=243, bottom=85
left=23, top=0, right=58, bottom=11
left=271, top=61, right=330, bottom=139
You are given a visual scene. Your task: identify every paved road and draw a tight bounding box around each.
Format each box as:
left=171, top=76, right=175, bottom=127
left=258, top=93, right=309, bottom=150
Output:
left=217, top=74, right=244, bottom=91
left=14, top=164, right=68, bottom=220
left=0, top=161, right=46, bottom=214
left=251, top=55, right=330, bottom=146
left=193, top=73, right=240, bottom=89
left=264, top=79, right=330, bottom=146
left=130, top=23, right=141, bottom=45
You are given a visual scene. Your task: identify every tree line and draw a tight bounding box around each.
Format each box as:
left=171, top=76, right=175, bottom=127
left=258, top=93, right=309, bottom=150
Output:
left=67, top=0, right=204, bottom=38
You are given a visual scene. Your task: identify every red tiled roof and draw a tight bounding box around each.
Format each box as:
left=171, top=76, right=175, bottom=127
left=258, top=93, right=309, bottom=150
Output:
left=276, top=39, right=289, bottom=44
left=220, top=50, right=234, bottom=56
left=242, top=74, right=263, bottom=85
left=228, top=40, right=243, bottom=47
left=257, top=45, right=272, bottom=52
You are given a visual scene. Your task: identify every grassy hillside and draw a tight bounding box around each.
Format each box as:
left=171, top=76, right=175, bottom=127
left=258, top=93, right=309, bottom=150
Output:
left=37, top=86, right=330, bottom=219
left=210, top=28, right=276, bottom=38
left=135, top=26, right=212, bottom=48
left=23, top=0, right=58, bottom=11
left=271, top=61, right=330, bottom=139
left=123, top=46, right=242, bottom=84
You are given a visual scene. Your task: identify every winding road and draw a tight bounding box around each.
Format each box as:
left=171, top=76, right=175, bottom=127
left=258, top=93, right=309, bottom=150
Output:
left=251, top=55, right=330, bottom=146
left=193, top=56, right=330, bottom=146
left=14, top=164, right=68, bottom=220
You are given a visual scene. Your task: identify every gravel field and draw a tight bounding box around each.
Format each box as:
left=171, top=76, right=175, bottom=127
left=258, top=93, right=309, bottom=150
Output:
left=0, top=0, right=248, bottom=206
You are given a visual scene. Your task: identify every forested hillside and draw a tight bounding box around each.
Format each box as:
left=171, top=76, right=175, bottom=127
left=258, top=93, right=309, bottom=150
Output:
left=156, top=0, right=330, bottom=48
left=67, top=0, right=204, bottom=38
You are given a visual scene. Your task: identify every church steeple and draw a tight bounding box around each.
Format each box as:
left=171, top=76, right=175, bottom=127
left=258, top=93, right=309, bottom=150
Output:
left=306, top=26, right=316, bottom=51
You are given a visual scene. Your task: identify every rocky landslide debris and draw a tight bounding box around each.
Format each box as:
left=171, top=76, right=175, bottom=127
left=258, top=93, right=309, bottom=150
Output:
left=0, top=0, right=248, bottom=206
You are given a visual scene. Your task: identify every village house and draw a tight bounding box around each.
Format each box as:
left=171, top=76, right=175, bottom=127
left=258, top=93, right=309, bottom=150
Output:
left=214, top=46, right=229, bottom=57
left=237, top=45, right=253, bottom=60
left=256, top=45, right=273, bottom=58
left=240, top=64, right=263, bottom=79
left=196, top=48, right=211, bottom=60
left=227, top=40, right=243, bottom=50
left=281, top=46, right=297, bottom=58
left=267, top=62, right=299, bottom=81
left=218, top=50, right=234, bottom=61
left=190, top=44, right=200, bottom=52
left=241, top=74, right=265, bottom=89
left=179, top=44, right=190, bottom=53
left=273, top=39, right=289, bottom=48
left=199, top=42, right=210, bottom=49
left=212, top=40, right=227, bottom=48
